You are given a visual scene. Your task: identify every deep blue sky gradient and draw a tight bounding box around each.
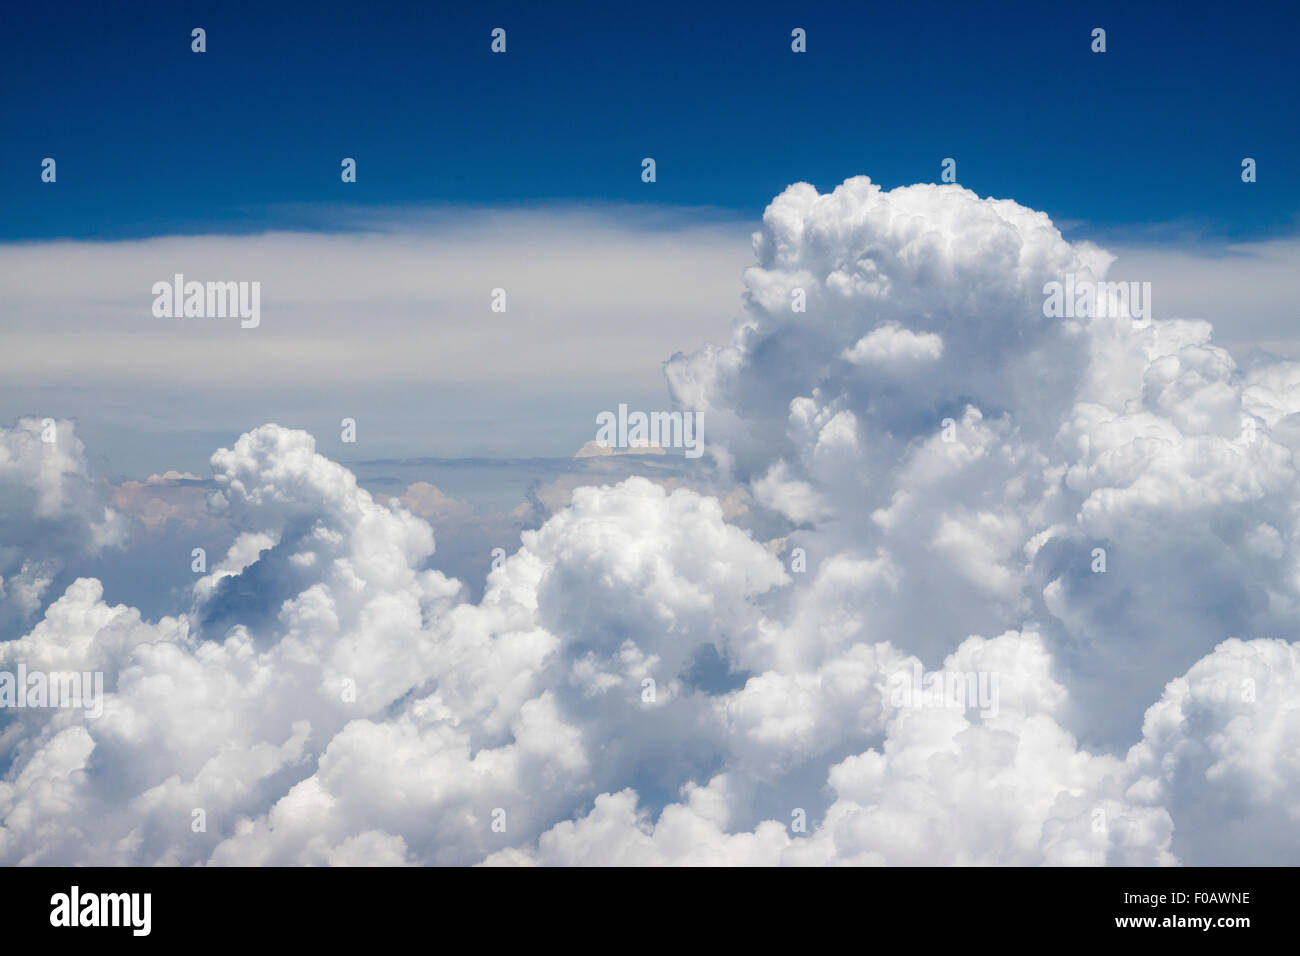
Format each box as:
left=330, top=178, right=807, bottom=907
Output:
left=2, top=0, right=1297, bottom=240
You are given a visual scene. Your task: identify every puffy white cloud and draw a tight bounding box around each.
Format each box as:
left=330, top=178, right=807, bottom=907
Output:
left=497, top=632, right=1178, bottom=867
left=0, top=418, right=124, bottom=634
left=665, top=177, right=1300, bottom=746
left=0, top=432, right=794, bottom=864
left=843, top=323, right=944, bottom=366
left=1125, top=637, right=1300, bottom=865
left=482, top=778, right=794, bottom=867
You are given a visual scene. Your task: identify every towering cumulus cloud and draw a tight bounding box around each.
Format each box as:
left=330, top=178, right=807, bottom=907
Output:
left=2, top=178, right=1298, bottom=865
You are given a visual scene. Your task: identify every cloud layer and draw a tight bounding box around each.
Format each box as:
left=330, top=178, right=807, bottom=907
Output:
left=2, top=178, right=1298, bottom=865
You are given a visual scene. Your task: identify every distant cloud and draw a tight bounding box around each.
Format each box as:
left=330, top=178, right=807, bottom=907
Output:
left=574, top=439, right=666, bottom=457
left=0, top=208, right=752, bottom=468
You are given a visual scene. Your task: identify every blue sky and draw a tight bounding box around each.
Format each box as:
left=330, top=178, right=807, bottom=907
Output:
left=4, top=0, right=1296, bottom=241
left=5, top=1, right=1300, bottom=869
